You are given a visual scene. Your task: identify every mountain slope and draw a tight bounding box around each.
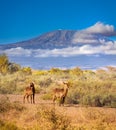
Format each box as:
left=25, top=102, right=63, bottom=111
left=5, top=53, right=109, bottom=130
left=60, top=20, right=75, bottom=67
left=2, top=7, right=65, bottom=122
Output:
left=0, top=30, right=115, bottom=70
left=0, top=30, right=76, bottom=50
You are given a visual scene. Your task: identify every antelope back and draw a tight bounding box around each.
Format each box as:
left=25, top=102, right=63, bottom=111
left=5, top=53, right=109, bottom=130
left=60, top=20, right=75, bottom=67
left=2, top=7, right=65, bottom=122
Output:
left=24, top=86, right=33, bottom=95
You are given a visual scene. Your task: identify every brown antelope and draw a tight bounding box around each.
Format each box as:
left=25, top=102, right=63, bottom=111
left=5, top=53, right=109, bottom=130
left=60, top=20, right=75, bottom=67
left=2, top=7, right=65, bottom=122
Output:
left=23, top=82, right=35, bottom=104
left=52, top=81, right=69, bottom=106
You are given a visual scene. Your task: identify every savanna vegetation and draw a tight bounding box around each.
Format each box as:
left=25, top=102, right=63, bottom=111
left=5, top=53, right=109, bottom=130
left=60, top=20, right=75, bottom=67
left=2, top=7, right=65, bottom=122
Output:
left=0, top=54, right=116, bottom=130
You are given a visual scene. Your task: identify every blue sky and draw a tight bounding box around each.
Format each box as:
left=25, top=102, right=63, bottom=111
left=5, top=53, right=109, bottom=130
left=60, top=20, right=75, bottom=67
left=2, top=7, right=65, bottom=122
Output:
left=0, top=0, right=116, bottom=44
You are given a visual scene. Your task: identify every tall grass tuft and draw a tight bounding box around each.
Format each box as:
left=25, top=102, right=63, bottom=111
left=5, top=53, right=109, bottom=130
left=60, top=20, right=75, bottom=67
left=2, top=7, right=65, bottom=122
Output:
left=0, top=95, right=25, bottom=113
left=0, top=120, right=21, bottom=130
left=35, top=105, right=71, bottom=130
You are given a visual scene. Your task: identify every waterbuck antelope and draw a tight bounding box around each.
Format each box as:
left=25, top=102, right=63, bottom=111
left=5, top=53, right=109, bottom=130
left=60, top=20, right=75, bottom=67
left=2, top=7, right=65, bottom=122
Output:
left=52, top=81, right=69, bottom=106
left=23, top=82, right=35, bottom=104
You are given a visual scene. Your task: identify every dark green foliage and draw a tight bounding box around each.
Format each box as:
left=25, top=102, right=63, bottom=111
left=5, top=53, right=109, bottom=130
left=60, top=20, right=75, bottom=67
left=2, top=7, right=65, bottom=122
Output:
left=8, top=63, right=21, bottom=74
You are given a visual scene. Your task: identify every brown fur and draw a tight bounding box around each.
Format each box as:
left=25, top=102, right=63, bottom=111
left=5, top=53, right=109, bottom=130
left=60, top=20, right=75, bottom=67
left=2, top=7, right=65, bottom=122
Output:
left=52, top=82, right=69, bottom=106
left=23, top=82, right=35, bottom=104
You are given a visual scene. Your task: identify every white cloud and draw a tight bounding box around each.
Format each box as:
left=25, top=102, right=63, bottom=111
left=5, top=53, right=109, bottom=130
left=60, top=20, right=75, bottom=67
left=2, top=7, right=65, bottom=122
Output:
left=0, top=47, right=32, bottom=57
left=85, top=22, right=116, bottom=36
left=1, top=41, right=116, bottom=58
left=72, top=22, right=116, bottom=44
left=72, top=31, right=99, bottom=44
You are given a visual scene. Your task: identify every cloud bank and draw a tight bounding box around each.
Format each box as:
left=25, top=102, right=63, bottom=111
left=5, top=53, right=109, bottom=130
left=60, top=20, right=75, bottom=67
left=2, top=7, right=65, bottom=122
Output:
left=1, top=40, right=116, bottom=57
left=72, top=22, right=116, bottom=44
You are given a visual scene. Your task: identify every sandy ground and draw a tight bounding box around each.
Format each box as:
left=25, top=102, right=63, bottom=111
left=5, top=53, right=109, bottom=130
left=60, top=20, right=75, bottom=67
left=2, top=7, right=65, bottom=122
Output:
left=0, top=94, right=116, bottom=129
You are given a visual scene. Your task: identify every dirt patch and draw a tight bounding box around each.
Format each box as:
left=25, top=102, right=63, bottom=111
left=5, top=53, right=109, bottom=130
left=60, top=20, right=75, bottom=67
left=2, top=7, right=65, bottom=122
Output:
left=0, top=94, right=116, bottom=129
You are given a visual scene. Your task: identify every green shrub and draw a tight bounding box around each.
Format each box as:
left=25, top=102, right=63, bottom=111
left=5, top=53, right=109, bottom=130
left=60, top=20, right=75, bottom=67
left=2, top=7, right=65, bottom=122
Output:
left=66, top=80, right=116, bottom=107
left=66, top=90, right=79, bottom=104
left=39, top=77, right=52, bottom=88
left=21, top=67, right=32, bottom=75
left=101, top=94, right=116, bottom=107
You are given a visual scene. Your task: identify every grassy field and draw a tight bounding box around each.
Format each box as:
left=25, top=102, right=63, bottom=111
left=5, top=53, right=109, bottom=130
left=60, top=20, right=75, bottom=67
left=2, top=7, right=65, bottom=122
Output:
left=0, top=64, right=116, bottom=129
left=0, top=94, right=116, bottom=130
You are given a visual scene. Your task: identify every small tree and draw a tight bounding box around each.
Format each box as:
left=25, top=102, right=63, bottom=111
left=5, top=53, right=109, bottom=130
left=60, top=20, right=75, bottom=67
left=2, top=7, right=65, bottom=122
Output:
left=21, top=67, right=32, bottom=75
left=0, top=54, right=9, bottom=74
left=70, top=67, right=83, bottom=76
left=8, top=63, right=21, bottom=74
left=49, top=68, right=62, bottom=74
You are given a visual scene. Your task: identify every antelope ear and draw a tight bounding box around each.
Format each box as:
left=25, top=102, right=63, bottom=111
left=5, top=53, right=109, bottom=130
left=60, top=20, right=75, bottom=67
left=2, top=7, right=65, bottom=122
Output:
left=30, top=82, right=34, bottom=85
left=63, top=81, right=68, bottom=85
left=63, top=81, right=66, bottom=84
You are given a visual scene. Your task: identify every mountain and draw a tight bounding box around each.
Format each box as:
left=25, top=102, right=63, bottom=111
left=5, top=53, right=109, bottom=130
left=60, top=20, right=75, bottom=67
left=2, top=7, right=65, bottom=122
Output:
left=0, top=29, right=115, bottom=70
left=0, top=30, right=77, bottom=50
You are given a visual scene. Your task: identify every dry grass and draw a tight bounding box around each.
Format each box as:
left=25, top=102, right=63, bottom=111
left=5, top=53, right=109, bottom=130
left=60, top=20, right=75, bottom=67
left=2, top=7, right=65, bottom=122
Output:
left=0, top=94, right=116, bottom=130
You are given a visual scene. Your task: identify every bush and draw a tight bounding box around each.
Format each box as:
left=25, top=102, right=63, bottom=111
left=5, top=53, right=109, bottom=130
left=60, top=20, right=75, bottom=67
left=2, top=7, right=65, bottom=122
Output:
left=0, top=96, right=12, bottom=113
left=66, top=89, right=79, bottom=104
left=36, top=105, right=71, bottom=130
left=39, top=78, right=52, bottom=88
left=65, top=80, right=116, bottom=107
left=0, top=54, right=9, bottom=74
left=8, top=63, right=21, bottom=74
left=0, top=80, right=17, bottom=94
left=42, top=93, right=52, bottom=100
left=101, top=94, right=116, bottom=108
left=0, top=120, right=20, bottom=130
left=21, top=67, right=32, bottom=75
left=0, top=96, right=25, bottom=113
